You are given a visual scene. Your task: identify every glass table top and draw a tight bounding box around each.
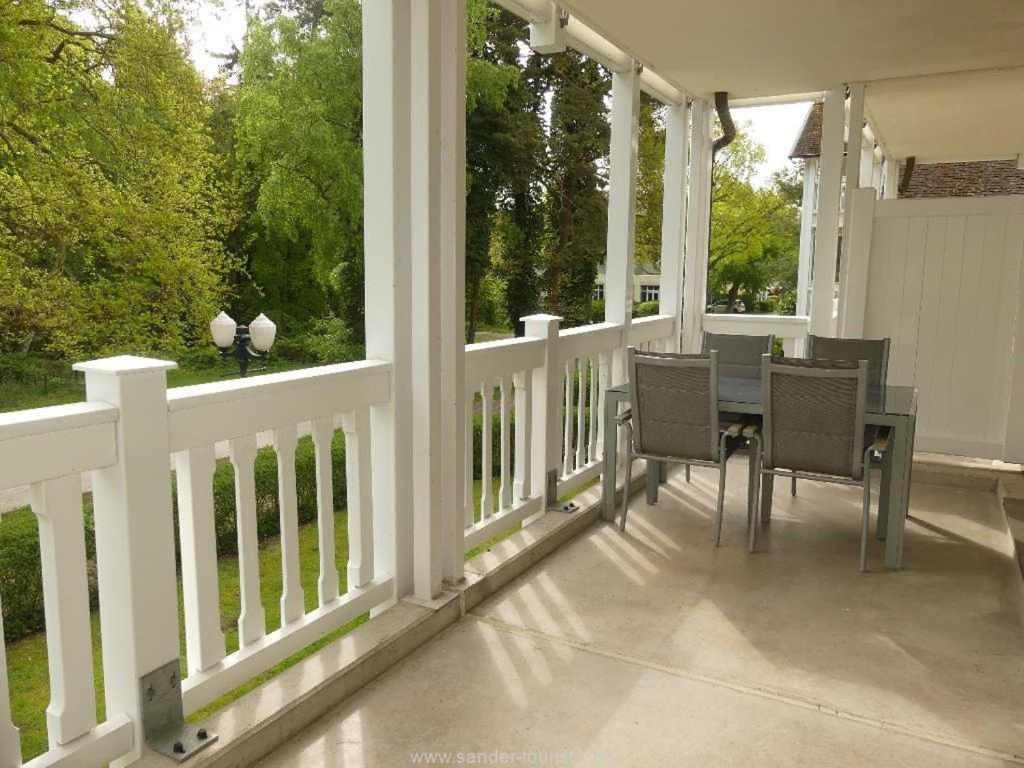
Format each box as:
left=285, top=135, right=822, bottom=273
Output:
left=607, top=377, right=918, bottom=417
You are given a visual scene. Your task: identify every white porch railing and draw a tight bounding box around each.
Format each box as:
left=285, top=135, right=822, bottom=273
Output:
left=701, top=313, right=810, bottom=356
left=0, top=402, right=132, bottom=768
left=0, top=313, right=680, bottom=768
left=166, top=360, right=395, bottom=714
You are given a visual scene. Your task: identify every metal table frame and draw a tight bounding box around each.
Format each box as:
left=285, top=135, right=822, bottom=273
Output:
left=601, top=380, right=918, bottom=569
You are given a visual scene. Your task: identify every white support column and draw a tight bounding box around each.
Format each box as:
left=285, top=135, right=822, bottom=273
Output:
left=523, top=314, right=561, bottom=505
left=74, top=356, right=180, bottom=767
left=837, top=84, right=865, bottom=334
left=659, top=101, right=689, bottom=352
left=408, top=0, right=446, bottom=600
left=795, top=157, right=818, bottom=319
left=810, top=88, right=846, bottom=337
left=362, top=0, right=412, bottom=599
left=682, top=98, right=712, bottom=353
left=882, top=156, right=899, bottom=199
left=840, top=188, right=876, bottom=338
left=604, top=62, right=640, bottom=382
left=439, top=0, right=467, bottom=586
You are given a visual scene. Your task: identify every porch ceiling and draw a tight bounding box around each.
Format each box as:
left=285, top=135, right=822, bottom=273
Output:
left=558, top=0, right=1024, bottom=164
left=556, top=0, right=1024, bottom=100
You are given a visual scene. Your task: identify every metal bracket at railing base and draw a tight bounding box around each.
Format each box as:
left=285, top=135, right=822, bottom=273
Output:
left=141, top=660, right=218, bottom=762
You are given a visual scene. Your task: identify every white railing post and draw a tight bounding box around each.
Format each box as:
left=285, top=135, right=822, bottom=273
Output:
left=837, top=83, right=865, bottom=334
left=363, top=0, right=412, bottom=601
left=523, top=314, right=562, bottom=506
left=604, top=61, right=641, bottom=382
left=74, top=356, right=182, bottom=766
left=682, top=98, right=712, bottom=353
left=659, top=100, right=689, bottom=352
left=796, top=156, right=819, bottom=323
left=810, top=88, right=846, bottom=337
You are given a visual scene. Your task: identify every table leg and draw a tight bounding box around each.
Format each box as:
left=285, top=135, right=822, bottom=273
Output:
left=646, top=460, right=660, bottom=504
left=884, top=416, right=912, bottom=569
left=877, top=439, right=891, bottom=541
left=602, top=391, right=622, bottom=522
left=760, top=474, right=774, bottom=526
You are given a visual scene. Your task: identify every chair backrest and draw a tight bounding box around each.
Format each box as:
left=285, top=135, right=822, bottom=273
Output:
left=761, top=354, right=868, bottom=480
left=628, top=347, right=720, bottom=462
left=702, top=332, right=774, bottom=379
left=806, top=335, right=890, bottom=390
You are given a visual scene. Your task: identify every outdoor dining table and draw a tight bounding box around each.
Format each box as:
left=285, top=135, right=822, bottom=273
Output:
left=601, top=377, right=919, bottom=569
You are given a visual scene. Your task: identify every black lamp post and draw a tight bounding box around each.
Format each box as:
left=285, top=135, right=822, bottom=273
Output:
left=210, top=312, right=277, bottom=377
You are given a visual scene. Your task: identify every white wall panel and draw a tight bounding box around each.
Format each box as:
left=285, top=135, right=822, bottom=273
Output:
left=864, top=197, right=1024, bottom=458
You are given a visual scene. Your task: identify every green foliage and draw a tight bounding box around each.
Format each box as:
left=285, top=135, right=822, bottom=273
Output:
left=0, top=0, right=230, bottom=358
left=633, top=300, right=660, bottom=318
left=635, top=95, right=666, bottom=271
left=709, top=121, right=800, bottom=312
left=541, top=51, right=610, bottom=328
left=0, top=434, right=345, bottom=643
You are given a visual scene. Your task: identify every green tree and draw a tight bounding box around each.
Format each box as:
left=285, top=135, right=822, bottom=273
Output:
left=709, top=122, right=799, bottom=312
left=540, top=51, right=610, bottom=327
left=0, top=0, right=230, bottom=358
left=635, top=94, right=666, bottom=272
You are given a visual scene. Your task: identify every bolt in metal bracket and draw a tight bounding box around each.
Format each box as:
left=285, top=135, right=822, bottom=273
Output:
left=560, top=501, right=580, bottom=514
left=140, top=660, right=218, bottom=762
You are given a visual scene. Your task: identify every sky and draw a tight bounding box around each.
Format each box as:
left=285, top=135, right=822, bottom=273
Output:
left=187, top=7, right=810, bottom=187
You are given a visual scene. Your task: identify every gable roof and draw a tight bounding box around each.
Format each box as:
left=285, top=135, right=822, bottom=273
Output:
left=788, top=102, right=823, bottom=160
left=900, top=160, right=1024, bottom=198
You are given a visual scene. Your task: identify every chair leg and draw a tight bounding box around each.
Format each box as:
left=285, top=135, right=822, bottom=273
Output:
left=791, top=476, right=797, bottom=496
left=748, top=436, right=761, bottom=553
left=685, top=464, right=691, bottom=483
left=620, top=424, right=633, bottom=532
left=713, top=434, right=727, bottom=546
left=761, top=474, right=774, bottom=526
left=860, top=452, right=872, bottom=572
left=646, top=459, right=659, bottom=505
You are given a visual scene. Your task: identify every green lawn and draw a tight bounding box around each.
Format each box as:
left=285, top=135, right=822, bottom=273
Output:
left=9, top=477, right=507, bottom=761
left=0, top=358, right=317, bottom=414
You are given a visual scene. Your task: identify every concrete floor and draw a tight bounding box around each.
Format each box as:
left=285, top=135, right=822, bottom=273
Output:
left=259, top=462, right=1024, bottom=767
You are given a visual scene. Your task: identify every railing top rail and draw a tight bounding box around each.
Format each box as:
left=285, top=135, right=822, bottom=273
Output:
left=167, top=359, right=391, bottom=412
left=628, top=314, right=674, bottom=327
left=465, top=336, right=546, bottom=385
left=0, top=401, right=118, bottom=443
left=167, top=359, right=392, bottom=452
left=558, top=320, right=622, bottom=339
left=702, top=313, right=810, bottom=337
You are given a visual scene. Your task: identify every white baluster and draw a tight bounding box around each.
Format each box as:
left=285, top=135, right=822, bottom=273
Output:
left=465, top=394, right=474, bottom=528
left=597, top=350, right=610, bottom=460
left=311, top=417, right=340, bottom=605
left=273, top=425, right=305, bottom=625
left=342, top=408, right=375, bottom=589
left=481, top=382, right=493, bottom=519
left=229, top=435, right=266, bottom=647
left=513, top=370, right=532, bottom=500
left=588, top=355, right=599, bottom=464
left=0, top=587, right=20, bottom=768
left=174, top=445, right=226, bottom=674
left=31, top=475, right=97, bottom=746
left=499, top=375, right=512, bottom=511
left=562, top=361, right=573, bottom=476
left=575, top=357, right=586, bottom=470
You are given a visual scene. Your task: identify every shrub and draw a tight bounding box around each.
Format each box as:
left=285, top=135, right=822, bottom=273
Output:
left=1, top=433, right=346, bottom=643
left=633, top=300, right=660, bottom=318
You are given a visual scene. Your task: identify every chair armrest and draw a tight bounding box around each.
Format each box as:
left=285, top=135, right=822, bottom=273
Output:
left=614, top=408, right=632, bottom=425
left=722, top=421, right=743, bottom=438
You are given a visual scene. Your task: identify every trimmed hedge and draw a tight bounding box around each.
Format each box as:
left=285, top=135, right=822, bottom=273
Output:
left=0, top=433, right=346, bottom=644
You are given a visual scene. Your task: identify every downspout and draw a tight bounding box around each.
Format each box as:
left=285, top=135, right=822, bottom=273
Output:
left=709, top=92, right=736, bottom=309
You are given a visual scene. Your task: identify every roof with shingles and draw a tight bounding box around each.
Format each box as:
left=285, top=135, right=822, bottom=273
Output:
left=899, top=159, right=1024, bottom=198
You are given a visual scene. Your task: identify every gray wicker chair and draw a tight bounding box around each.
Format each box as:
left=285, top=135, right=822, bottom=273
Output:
left=750, top=355, right=888, bottom=571
left=792, top=335, right=891, bottom=496
left=702, top=332, right=775, bottom=379
left=692, top=332, right=774, bottom=486
left=616, top=348, right=747, bottom=545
